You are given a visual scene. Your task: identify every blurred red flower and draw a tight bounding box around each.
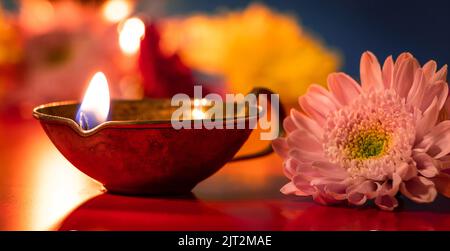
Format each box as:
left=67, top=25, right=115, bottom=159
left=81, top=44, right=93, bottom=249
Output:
left=138, top=23, right=196, bottom=98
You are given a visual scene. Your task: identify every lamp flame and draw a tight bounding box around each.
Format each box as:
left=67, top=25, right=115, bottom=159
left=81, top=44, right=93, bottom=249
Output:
left=119, top=17, right=145, bottom=55
left=102, top=0, right=132, bottom=23
left=76, top=72, right=110, bottom=130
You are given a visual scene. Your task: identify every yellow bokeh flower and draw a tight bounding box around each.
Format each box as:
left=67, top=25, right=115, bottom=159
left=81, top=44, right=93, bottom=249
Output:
left=0, top=8, right=22, bottom=66
left=0, top=7, right=22, bottom=100
left=161, top=4, right=341, bottom=103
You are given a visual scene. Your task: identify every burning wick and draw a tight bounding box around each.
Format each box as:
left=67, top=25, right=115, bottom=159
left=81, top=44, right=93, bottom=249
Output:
left=77, top=111, right=90, bottom=130
left=76, top=72, right=111, bottom=130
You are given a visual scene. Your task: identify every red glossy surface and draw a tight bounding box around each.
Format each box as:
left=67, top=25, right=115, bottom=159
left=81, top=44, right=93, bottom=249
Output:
left=1, top=119, right=450, bottom=230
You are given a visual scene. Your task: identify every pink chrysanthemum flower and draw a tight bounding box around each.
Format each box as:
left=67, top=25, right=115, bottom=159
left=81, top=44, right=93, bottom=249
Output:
left=273, top=51, right=449, bottom=210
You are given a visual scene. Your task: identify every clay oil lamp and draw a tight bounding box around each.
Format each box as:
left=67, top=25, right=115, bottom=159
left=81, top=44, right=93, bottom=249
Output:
left=33, top=72, right=284, bottom=195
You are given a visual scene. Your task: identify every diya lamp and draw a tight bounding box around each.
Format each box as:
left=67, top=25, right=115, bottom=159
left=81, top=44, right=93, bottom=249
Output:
left=33, top=72, right=285, bottom=195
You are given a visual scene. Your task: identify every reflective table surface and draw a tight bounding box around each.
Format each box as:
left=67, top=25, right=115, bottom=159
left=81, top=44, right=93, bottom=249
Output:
left=1, top=118, right=450, bottom=230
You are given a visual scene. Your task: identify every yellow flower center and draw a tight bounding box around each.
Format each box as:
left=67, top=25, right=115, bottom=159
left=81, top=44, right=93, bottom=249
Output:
left=345, top=130, right=390, bottom=160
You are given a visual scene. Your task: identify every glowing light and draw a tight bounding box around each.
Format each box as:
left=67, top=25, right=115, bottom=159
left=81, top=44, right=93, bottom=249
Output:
left=191, top=108, right=206, bottom=120
left=119, top=17, right=145, bottom=55
left=102, top=0, right=132, bottom=23
left=28, top=140, right=102, bottom=230
left=192, top=98, right=208, bottom=119
left=76, top=72, right=111, bottom=130
left=193, top=98, right=208, bottom=107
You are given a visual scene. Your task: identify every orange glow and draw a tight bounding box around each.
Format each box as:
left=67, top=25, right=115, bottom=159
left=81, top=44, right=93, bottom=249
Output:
left=29, top=141, right=102, bottom=230
left=191, top=108, right=206, bottom=120
left=193, top=98, right=208, bottom=107
left=78, top=72, right=111, bottom=127
left=7, top=124, right=102, bottom=230
left=160, top=4, right=341, bottom=103
left=118, top=17, right=145, bottom=55
left=191, top=99, right=208, bottom=120
left=19, top=0, right=55, bottom=34
left=0, top=8, right=22, bottom=65
left=102, top=0, right=132, bottom=23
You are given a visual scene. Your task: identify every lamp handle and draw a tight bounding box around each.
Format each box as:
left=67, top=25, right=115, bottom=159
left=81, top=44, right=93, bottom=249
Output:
left=230, top=87, right=286, bottom=162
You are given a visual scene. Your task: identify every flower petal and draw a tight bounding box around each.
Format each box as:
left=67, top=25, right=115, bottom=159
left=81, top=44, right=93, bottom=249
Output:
left=312, top=192, right=340, bottom=205
left=347, top=192, right=367, bottom=206
left=312, top=161, right=349, bottom=180
left=282, top=116, right=297, bottom=133
left=282, top=157, right=300, bottom=179
left=400, top=176, right=437, bottom=203
left=290, top=109, right=323, bottom=141
left=413, top=152, right=440, bottom=178
left=382, top=55, right=394, bottom=89
left=347, top=180, right=380, bottom=200
left=299, top=84, right=340, bottom=125
left=439, top=95, right=450, bottom=122
left=407, top=69, right=426, bottom=109
left=360, top=51, right=384, bottom=92
left=393, top=57, right=420, bottom=98
left=418, top=120, right=450, bottom=159
left=296, top=163, right=323, bottom=180
left=280, top=181, right=298, bottom=194
left=375, top=194, right=398, bottom=211
left=393, top=52, right=414, bottom=87
left=293, top=175, right=316, bottom=195
left=420, top=80, right=449, bottom=112
left=423, top=60, right=437, bottom=81
left=272, top=138, right=289, bottom=158
left=324, top=182, right=349, bottom=200
left=327, top=72, right=362, bottom=105
left=286, top=129, right=322, bottom=153
left=433, top=65, right=448, bottom=83
left=415, top=97, right=439, bottom=142
left=280, top=181, right=308, bottom=196
left=395, top=163, right=418, bottom=181
left=395, top=52, right=414, bottom=66
left=289, top=148, right=325, bottom=163
left=431, top=173, right=450, bottom=198
left=379, top=173, right=401, bottom=196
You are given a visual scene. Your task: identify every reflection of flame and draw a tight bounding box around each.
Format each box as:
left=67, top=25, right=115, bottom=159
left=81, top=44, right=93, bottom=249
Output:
left=119, top=17, right=145, bottom=55
left=29, top=141, right=102, bottom=230
left=192, top=99, right=207, bottom=120
left=102, top=0, right=132, bottom=23
left=9, top=125, right=102, bottom=230
left=76, top=72, right=110, bottom=130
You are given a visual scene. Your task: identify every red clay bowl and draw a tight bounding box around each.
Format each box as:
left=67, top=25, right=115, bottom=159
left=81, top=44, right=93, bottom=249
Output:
left=33, top=97, right=268, bottom=195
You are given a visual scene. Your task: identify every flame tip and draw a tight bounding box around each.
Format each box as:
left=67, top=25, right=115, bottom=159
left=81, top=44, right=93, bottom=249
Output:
left=76, top=72, right=111, bottom=130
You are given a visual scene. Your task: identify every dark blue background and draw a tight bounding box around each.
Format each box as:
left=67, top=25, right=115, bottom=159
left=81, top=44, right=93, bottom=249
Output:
left=2, top=0, right=449, bottom=76
left=165, top=0, right=450, bottom=77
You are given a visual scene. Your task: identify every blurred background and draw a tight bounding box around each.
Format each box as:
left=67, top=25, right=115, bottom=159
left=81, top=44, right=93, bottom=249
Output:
left=1, top=0, right=449, bottom=119
left=0, top=0, right=449, bottom=231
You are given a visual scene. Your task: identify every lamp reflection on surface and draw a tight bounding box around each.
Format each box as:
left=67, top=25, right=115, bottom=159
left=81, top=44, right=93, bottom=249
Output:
left=2, top=120, right=450, bottom=230
left=2, top=122, right=102, bottom=230
left=28, top=138, right=102, bottom=230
